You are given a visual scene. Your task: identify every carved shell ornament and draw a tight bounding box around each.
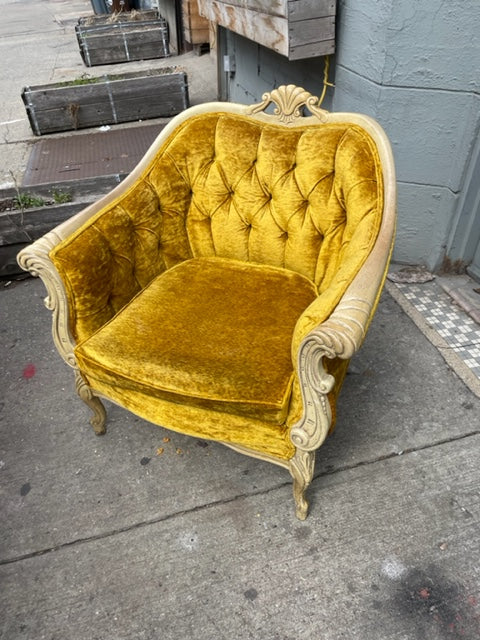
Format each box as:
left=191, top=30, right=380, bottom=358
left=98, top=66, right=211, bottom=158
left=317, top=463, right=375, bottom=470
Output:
left=247, top=84, right=329, bottom=124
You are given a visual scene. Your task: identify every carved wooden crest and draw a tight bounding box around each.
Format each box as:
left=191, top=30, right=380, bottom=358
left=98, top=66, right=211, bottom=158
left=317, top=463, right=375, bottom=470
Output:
left=247, top=84, right=329, bottom=124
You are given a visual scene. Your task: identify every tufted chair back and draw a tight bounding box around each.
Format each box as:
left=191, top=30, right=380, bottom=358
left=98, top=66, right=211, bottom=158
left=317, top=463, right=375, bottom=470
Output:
left=148, top=113, right=383, bottom=289
left=51, top=111, right=383, bottom=344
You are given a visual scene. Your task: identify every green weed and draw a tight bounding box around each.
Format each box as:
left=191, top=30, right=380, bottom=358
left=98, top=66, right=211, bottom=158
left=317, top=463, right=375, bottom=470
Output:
left=14, top=193, right=47, bottom=209
left=51, top=189, right=73, bottom=204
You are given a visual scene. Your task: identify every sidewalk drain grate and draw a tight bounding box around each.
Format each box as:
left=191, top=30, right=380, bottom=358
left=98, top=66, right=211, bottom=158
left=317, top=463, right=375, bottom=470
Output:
left=22, top=123, right=165, bottom=186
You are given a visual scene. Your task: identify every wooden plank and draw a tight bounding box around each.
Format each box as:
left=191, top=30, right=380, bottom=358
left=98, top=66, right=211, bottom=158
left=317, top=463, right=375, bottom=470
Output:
left=182, top=0, right=210, bottom=44
left=205, top=0, right=287, bottom=18
left=77, top=19, right=169, bottom=66
left=79, top=25, right=169, bottom=41
left=30, top=104, right=115, bottom=134
left=184, top=13, right=209, bottom=30
left=206, top=0, right=336, bottom=22
left=198, top=0, right=289, bottom=57
left=23, top=83, right=112, bottom=110
left=23, top=70, right=187, bottom=102
left=288, top=38, right=335, bottom=60
left=288, top=0, right=335, bottom=22
left=80, top=33, right=170, bottom=66
left=184, top=30, right=210, bottom=45
left=185, top=29, right=210, bottom=44
left=288, top=16, right=335, bottom=47
left=77, top=10, right=159, bottom=25
left=0, top=202, right=88, bottom=246
left=198, top=0, right=335, bottom=58
left=2, top=177, right=125, bottom=201
left=29, top=92, right=182, bottom=135
left=83, top=44, right=168, bottom=67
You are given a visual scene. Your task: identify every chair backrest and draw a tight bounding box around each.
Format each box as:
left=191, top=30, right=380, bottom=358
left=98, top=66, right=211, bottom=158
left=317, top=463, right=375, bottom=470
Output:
left=143, top=112, right=384, bottom=292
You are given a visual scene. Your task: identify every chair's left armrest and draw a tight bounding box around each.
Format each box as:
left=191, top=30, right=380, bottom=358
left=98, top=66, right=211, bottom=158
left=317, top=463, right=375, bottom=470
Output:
left=16, top=188, right=131, bottom=366
left=17, top=230, right=78, bottom=367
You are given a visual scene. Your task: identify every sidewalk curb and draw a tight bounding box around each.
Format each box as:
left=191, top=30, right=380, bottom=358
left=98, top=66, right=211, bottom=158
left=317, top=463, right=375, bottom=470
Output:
left=385, top=280, right=480, bottom=399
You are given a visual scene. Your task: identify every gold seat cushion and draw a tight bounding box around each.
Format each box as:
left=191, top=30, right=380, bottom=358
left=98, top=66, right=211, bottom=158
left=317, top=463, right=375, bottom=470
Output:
left=75, top=257, right=318, bottom=424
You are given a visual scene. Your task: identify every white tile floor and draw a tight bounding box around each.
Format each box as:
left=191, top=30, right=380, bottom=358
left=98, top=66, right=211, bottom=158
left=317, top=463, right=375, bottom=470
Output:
left=393, top=281, right=480, bottom=379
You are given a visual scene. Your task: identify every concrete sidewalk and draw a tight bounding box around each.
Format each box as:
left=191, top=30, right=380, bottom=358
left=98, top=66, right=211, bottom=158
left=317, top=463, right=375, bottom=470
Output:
left=0, top=0, right=216, bottom=189
left=1, top=275, right=479, bottom=640
left=1, top=1, right=479, bottom=639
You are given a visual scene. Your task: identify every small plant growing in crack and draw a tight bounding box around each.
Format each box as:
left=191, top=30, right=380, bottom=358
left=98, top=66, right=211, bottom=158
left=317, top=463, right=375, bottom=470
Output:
left=51, top=189, right=73, bottom=204
left=13, top=193, right=48, bottom=209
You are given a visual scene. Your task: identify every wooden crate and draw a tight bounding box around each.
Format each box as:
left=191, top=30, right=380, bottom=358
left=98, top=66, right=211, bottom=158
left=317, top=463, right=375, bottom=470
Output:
left=182, top=0, right=209, bottom=45
left=21, top=69, right=189, bottom=136
left=197, top=0, right=336, bottom=60
left=76, top=11, right=170, bottom=66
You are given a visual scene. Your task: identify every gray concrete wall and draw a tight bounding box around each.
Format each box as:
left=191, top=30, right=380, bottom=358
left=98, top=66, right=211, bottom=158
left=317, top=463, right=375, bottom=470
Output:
left=221, top=0, right=480, bottom=271
left=333, top=0, right=480, bottom=271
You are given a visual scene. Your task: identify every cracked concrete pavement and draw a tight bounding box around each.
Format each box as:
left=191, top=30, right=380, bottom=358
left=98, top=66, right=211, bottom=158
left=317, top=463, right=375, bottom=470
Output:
left=1, top=271, right=479, bottom=640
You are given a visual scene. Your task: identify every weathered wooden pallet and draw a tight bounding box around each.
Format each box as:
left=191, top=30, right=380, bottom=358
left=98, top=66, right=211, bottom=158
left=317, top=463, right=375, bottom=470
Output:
left=76, top=11, right=170, bottom=66
left=197, top=0, right=336, bottom=60
left=21, top=69, right=189, bottom=136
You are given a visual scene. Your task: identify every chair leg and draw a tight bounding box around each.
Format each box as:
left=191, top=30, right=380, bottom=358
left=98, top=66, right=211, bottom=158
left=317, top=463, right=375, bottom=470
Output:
left=74, top=370, right=106, bottom=435
left=288, top=450, right=316, bottom=520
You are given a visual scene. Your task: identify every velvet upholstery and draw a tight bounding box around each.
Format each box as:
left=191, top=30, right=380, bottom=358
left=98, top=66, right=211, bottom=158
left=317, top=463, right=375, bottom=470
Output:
left=75, top=257, right=318, bottom=424
left=49, top=112, right=384, bottom=460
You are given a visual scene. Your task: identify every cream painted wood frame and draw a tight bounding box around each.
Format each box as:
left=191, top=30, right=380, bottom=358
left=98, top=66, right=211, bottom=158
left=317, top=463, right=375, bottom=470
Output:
left=17, top=85, right=397, bottom=520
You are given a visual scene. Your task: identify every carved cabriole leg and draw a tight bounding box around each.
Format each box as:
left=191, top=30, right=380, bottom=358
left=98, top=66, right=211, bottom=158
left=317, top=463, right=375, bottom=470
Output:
left=74, top=370, right=107, bottom=435
left=288, top=337, right=336, bottom=520
left=288, top=449, right=316, bottom=520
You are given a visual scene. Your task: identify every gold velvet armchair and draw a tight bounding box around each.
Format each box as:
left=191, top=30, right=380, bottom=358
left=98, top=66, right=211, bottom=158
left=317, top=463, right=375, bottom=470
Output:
left=18, top=85, right=396, bottom=519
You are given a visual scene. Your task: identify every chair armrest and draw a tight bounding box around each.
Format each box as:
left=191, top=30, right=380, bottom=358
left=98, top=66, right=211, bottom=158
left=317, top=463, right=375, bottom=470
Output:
left=18, top=155, right=180, bottom=345
left=17, top=230, right=78, bottom=366
left=290, top=194, right=396, bottom=452
left=16, top=185, right=141, bottom=362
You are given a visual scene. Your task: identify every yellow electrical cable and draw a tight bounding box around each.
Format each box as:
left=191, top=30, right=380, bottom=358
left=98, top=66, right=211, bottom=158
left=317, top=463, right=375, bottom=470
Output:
left=318, top=56, right=335, bottom=107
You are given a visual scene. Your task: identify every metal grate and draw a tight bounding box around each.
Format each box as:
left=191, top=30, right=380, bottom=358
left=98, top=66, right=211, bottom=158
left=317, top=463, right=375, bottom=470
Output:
left=23, top=123, right=164, bottom=186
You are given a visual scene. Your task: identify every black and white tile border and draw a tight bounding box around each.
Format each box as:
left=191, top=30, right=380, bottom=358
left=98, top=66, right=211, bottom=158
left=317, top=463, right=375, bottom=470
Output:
left=391, top=281, right=480, bottom=379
